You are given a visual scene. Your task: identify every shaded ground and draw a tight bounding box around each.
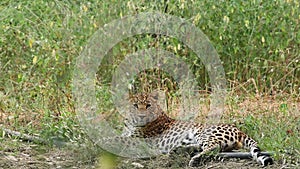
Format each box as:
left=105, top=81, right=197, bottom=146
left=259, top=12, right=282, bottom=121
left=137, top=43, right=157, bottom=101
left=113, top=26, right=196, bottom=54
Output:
left=0, top=138, right=298, bottom=169
left=0, top=138, right=97, bottom=169
left=117, top=153, right=297, bottom=169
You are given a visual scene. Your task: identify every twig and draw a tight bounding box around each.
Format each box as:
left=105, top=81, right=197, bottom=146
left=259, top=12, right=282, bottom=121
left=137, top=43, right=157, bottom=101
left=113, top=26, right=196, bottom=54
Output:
left=1, top=126, right=83, bottom=148
left=1, top=127, right=48, bottom=144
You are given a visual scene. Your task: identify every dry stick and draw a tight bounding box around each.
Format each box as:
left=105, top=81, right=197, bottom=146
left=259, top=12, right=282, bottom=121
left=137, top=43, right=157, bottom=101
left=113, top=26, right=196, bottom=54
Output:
left=269, top=68, right=297, bottom=95
left=1, top=127, right=48, bottom=144
left=249, top=78, right=260, bottom=98
left=229, top=78, right=260, bottom=97
left=1, top=127, right=76, bottom=147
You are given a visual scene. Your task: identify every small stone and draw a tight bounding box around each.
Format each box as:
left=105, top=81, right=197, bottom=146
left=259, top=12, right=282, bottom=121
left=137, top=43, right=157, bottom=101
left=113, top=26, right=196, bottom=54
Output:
left=132, top=162, right=144, bottom=168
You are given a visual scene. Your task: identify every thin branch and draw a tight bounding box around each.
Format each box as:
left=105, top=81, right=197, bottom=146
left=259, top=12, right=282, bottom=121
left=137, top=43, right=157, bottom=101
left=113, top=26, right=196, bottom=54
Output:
left=1, top=127, right=48, bottom=144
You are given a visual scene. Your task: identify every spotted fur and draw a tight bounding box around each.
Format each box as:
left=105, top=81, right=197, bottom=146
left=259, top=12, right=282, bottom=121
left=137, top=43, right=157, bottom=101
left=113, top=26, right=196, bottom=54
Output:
left=122, top=92, right=273, bottom=167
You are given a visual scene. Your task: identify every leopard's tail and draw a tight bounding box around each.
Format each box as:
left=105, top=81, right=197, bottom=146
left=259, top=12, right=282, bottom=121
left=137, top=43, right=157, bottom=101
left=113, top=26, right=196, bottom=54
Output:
left=250, top=146, right=273, bottom=166
left=243, top=134, right=273, bottom=166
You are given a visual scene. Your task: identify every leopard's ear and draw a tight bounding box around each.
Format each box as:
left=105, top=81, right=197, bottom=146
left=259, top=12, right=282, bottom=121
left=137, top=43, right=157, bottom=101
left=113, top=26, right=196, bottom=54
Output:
left=149, top=90, right=159, bottom=100
left=149, top=90, right=167, bottom=112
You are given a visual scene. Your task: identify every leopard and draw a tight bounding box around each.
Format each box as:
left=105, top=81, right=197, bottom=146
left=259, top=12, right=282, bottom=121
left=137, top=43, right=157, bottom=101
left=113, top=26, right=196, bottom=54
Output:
left=119, top=92, right=274, bottom=167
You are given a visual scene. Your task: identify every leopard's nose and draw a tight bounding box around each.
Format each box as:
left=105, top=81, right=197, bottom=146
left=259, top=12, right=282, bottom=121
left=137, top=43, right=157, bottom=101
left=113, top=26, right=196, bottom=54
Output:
left=138, top=114, right=147, bottom=118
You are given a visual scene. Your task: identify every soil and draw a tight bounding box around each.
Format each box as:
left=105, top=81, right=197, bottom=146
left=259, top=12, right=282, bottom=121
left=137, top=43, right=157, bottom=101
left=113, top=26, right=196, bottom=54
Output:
left=0, top=138, right=297, bottom=169
left=0, top=138, right=97, bottom=169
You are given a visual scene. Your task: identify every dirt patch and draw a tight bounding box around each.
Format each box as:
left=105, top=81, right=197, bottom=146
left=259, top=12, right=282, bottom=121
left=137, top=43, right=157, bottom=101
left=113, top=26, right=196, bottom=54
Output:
left=0, top=138, right=97, bottom=169
left=1, top=138, right=297, bottom=169
left=116, top=153, right=296, bottom=169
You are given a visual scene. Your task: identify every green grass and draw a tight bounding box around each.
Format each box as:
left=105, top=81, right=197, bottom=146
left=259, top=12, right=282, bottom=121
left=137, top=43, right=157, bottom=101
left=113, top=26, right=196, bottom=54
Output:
left=0, top=0, right=299, bottom=167
left=225, top=95, right=299, bottom=164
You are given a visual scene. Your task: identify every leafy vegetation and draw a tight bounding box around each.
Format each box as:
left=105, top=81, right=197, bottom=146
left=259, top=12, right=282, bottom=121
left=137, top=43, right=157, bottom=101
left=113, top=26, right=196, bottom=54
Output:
left=0, top=0, right=299, bottom=168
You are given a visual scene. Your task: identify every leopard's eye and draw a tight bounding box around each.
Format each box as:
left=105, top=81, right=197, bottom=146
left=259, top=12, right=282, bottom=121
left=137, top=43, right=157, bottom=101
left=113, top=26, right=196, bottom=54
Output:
left=146, top=104, right=151, bottom=109
left=133, top=103, right=138, bottom=108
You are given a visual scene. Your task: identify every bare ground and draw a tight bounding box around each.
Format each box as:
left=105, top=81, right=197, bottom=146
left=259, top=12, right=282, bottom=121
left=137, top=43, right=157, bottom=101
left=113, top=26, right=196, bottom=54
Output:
left=0, top=138, right=298, bottom=169
left=0, top=138, right=96, bottom=169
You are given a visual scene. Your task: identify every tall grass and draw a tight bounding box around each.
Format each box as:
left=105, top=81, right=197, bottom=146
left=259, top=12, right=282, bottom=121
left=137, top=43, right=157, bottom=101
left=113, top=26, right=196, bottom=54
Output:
left=0, top=0, right=299, bottom=163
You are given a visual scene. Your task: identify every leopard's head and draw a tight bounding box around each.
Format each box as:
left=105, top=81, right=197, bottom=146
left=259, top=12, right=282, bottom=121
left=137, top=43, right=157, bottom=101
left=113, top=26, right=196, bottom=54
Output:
left=125, top=92, right=165, bottom=127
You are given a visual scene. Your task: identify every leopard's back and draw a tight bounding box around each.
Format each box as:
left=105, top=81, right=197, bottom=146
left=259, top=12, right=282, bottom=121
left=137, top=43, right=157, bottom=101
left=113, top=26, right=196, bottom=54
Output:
left=123, top=92, right=273, bottom=166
